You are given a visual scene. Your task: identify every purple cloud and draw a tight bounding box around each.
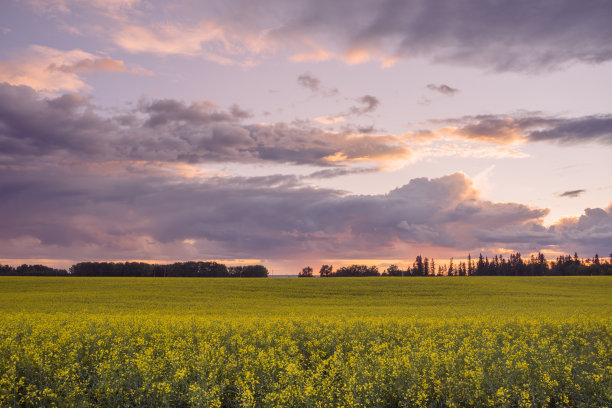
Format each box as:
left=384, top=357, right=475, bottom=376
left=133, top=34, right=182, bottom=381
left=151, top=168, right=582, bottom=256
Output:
left=0, top=83, right=408, bottom=166
left=3, top=163, right=607, bottom=264
left=427, top=84, right=459, bottom=96
left=417, top=113, right=612, bottom=145
left=559, top=189, right=586, bottom=198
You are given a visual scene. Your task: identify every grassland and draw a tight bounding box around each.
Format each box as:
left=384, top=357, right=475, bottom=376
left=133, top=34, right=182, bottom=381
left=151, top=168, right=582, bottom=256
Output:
left=0, top=277, right=610, bottom=407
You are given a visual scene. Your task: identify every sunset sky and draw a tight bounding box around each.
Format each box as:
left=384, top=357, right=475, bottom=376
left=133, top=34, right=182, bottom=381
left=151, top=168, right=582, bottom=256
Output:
left=1, top=0, right=611, bottom=274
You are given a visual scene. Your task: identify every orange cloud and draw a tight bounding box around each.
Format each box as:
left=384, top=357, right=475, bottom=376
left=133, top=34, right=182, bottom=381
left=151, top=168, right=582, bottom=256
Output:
left=48, top=56, right=149, bottom=75
left=314, top=115, right=345, bottom=124
left=0, top=45, right=150, bottom=93
left=344, top=48, right=372, bottom=65
left=289, top=39, right=334, bottom=62
left=115, top=21, right=275, bottom=66
left=290, top=48, right=333, bottom=62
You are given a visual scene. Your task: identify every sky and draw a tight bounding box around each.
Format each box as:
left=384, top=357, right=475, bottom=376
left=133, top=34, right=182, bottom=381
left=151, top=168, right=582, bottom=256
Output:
left=0, top=0, right=611, bottom=274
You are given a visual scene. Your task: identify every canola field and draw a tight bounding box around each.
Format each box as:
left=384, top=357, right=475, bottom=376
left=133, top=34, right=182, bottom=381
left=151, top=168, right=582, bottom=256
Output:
left=0, top=276, right=610, bottom=407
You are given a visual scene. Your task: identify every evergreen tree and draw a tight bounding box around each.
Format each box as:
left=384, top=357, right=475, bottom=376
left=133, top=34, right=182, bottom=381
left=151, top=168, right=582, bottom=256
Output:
left=476, top=253, right=485, bottom=276
left=467, top=254, right=473, bottom=276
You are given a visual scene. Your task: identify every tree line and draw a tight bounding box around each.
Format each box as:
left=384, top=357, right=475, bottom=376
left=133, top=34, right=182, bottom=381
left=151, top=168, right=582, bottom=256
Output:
left=1, top=252, right=610, bottom=278
left=299, top=252, right=612, bottom=277
left=0, top=264, right=69, bottom=276
left=0, top=261, right=268, bottom=277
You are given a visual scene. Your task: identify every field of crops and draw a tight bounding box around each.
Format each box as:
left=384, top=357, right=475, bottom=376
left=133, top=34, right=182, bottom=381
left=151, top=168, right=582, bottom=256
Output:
left=0, top=277, right=610, bottom=407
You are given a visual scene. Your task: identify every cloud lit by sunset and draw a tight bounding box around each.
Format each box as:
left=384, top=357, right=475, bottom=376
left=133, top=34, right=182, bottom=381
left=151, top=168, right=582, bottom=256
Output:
left=0, top=0, right=611, bottom=273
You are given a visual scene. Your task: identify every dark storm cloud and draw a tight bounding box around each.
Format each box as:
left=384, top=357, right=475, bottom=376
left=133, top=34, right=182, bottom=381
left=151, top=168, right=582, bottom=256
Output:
left=426, top=84, right=459, bottom=96
left=262, top=0, right=612, bottom=71
left=419, top=113, right=612, bottom=145
left=559, top=189, right=586, bottom=198
left=0, top=83, right=408, bottom=166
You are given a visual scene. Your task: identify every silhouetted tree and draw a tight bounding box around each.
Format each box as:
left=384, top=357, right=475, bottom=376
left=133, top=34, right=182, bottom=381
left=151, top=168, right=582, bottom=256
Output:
left=71, top=261, right=229, bottom=277
left=458, top=262, right=467, bottom=276
left=475, top=254, right=485, bottom=276
left=413, top=255, right=425, bottom=276
left=334, top=265, right=379, bottom=277
left=436, top=264, right=446, bottom=276
left=386, top=264, right=403, bottom=276
left=1, top=264, right=68, bottom=276
left=319, top=264, right=333, bottom=277
left=467, top=254, right=473, bottom=276
left=298, top=266, right=313, bottom=277
left=228, top=265, right=268, bottom=277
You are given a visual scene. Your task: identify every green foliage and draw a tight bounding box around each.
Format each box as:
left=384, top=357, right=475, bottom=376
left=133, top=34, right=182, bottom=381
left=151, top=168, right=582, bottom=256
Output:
left=0, top=277, right=610, bottom=407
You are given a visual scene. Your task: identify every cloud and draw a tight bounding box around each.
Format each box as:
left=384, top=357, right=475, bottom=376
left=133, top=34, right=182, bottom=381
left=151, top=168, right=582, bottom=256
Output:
left=559, top=189, right=586, bottom=198
left=0, top=84, right=116, bottom=159
left=0, top=45, right=150, bottom=93
left=313, top=115, right=345, bottom=124
left=554, top=206, right=612, bottom=250
left=290, top=47, right=333, bottom=63
left=416, top=113, right=612, bottom=145
left=297, top=73, right=320, bottom=91
left=348, top=95, right=380, bottom=115
left=47, top=56, right=149, bottom=75
left=25, top=0, right=141, bottom=15
left=0, top=168, right=561, bottom=261
left=0, top=83, right=409, bottom=166
left=1, top=94, right=609, bottom=268
left=313, top=95, right=380, bottom=125
left=266, top=0, right=612, bottom=71
left=303, top=167, right=379, bottom=179
left=296, top=73, right=378, bottom=121
left=3, top=83, right=606, bottom=174
left=140, top=99, right=248, bottom=127
left=427, top=83, right=459, bottom=96
left=116, top=23, right=230, bottom=60
left=114, top=20, right=271, bottom=66
left=2, top=163, right=607, bottom=264
left=22, top=0, right=612, bottom=71
left=528, top=116, right=612, bottom=144
left=297, top=73, right=339, bottom=96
